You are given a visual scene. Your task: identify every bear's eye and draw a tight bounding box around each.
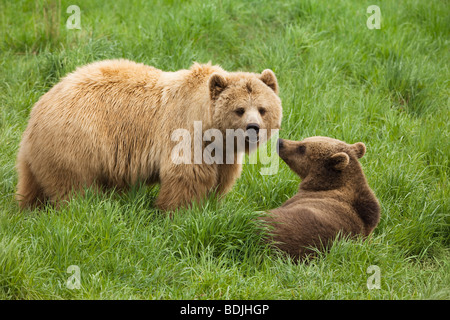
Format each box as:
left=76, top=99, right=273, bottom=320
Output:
left=298, top=145, right=306, bottom=154
left=235, top=108, right=245, bottom=116
left=258, top=107, right=267, bottom=116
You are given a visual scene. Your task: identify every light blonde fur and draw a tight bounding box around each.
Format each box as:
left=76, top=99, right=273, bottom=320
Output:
left=16, top=59, right=282, bottom=211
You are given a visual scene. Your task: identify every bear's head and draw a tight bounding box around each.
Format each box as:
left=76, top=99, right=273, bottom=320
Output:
left=208, top=70, right=282, bottom=152
left=277, top=136, right=366, bottom=190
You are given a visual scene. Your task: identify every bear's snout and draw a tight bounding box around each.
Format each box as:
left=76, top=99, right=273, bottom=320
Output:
left=277, top=138, right=284, bottom=150
left=246, top=123, right=260, bottom=134
left=245, top=123, right=260, bottom=143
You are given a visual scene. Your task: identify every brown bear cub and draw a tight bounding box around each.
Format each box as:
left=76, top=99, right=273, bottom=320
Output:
left=16, top=59, right=282, bottom=211
left=262, top=136, right=380, bottom=261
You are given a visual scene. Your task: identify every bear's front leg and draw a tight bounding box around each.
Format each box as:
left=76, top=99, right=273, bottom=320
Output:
left=156, top=163, right=218, bottom=211
left=215, top=163, right=243, bottom=197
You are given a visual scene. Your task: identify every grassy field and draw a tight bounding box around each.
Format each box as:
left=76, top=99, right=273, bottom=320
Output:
left=0, top=0, right=449, bottom=299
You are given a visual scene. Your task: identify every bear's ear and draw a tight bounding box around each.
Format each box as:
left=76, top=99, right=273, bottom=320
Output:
left=329, top=152, right=350, bottom=170
left=352, top=142, right=366, bottom=159
left=259, top=69, right=279, bottom=94
left=209, top=73, right=228, bottom=100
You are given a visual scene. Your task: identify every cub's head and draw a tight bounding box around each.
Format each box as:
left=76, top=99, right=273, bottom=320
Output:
left=208, top=70, right=282, bottom=152
left=277, top=136, right=366, bottom=189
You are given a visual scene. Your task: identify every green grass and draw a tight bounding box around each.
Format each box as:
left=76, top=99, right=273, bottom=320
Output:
left=0, top=0, right=449, bottom=299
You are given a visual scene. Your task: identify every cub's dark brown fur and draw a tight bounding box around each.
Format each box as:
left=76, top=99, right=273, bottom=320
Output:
left=262, top=136, right=380, bottom=260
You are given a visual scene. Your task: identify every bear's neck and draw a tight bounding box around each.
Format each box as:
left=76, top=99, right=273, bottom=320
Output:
left=299, top=161, right=363, bottom=192
left=298, top=162, right=380, bottom=234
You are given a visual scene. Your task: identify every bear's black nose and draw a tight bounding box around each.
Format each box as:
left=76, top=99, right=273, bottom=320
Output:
left=277, top=138, right=284, bottom=149
left=277, top=139, right=284, bottom=154
left=246, top=123, right=260, bottom=134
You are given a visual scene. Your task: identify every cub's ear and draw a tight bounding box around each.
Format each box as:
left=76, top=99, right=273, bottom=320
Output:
left=208, top=73, right=228, bottom=100
left=330, top=152, right=350, bottom=170
left=352, top=142, right=366, bottom=159
left=259, top=69, right=279, bottom=94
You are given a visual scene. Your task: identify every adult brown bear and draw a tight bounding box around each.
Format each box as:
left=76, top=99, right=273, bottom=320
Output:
left=16, top=59, right=282, bottom=211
